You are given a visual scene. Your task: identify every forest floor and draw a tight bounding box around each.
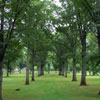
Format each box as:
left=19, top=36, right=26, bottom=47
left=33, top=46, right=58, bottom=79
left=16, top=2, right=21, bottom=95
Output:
left=2, top=72, right=100, bottom=100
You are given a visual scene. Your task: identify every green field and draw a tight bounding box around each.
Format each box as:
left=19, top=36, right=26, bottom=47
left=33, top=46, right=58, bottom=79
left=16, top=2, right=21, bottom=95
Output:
left=3, top=73, right=100, bottom=100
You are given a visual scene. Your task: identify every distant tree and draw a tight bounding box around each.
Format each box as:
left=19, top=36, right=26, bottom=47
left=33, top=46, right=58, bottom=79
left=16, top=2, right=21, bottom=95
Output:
left=53, top=34, right=70, bottom=76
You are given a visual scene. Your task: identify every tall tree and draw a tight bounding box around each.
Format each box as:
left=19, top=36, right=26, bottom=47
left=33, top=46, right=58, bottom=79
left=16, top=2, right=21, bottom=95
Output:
left=77, top=11, right=90, bottom=86
left=0, top=0, right=29, bottom=99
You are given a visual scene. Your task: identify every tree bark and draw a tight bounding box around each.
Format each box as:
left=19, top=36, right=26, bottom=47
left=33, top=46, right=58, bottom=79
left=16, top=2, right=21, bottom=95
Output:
left=25, top=46, right=30, bottom=85
left=32, top=50, right=35, bottom=81
left=80, top=32, right=87, bottom=86
left=72, top=48, right=77, bottom=81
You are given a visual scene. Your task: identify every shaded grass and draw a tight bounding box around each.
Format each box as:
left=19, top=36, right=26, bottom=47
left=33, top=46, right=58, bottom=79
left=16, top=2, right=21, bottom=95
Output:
left=2, top=72, right=100, bottom=100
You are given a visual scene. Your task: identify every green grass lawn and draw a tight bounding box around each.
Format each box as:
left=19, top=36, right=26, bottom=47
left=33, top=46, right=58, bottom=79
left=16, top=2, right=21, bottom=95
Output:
left=2, top=72, right=100, bottom=100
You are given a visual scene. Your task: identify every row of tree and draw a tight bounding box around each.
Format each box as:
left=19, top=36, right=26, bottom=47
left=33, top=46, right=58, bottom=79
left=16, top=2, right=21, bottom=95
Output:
left=0, top=0, right=100, bottom=100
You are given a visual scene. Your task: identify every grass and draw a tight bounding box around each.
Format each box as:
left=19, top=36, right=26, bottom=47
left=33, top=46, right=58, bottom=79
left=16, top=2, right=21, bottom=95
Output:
left=2, top=72, right=100, bottom=100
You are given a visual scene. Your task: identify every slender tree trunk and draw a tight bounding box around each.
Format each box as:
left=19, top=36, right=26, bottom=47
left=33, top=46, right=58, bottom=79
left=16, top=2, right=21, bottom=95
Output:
left=89, top=67, right=91, bottom=76
left=48, top=64, right=50, bottom=74
left=59, top=71, right=61, bottom=76
left=97, top=27, right=100, bottom=94
left=25, top=46, right=30, bottom=85
left=7, top=67, right=9, bottom=77
left=32, top=68, right=34, bottom=81
left=59, top=67, right=62, bottom=76
left=20, top=69, right=21, bottom=74
left=38, top=67, right=40, bottom=76
left=38, top=61, right=42, bottom=77
left=96, top=28, right=100, bottom=94
left=0, top=48, right=5, bottom=100
left=0, top=1, right=5, bottom=99
left=41, top=64, right=44, bottom=75
left=97, top=28, right=100, bottom=53
left=9, top=69, right=12, bottom=75
left=68, top=67, right=70, bottom=74
left=80, top=33, right=87, bottom=86
left=61, top=66, right=64, bottom=76
left=32, top=51, right=35, bottom=81
left=7, top=60, right=10, bottom=77
left=38, top=66, right=42, bottom=77
left=65, top=64, right=68, bottom=78
left=93, top=72, right=95, bottom=76
left=72, top=48, right=77, bottom=81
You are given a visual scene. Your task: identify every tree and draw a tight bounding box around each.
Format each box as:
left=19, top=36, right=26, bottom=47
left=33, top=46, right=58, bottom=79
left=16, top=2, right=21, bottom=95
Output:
left=72, top=0, right=100, bottom=52
left=77, top=9, right=90, bottom=86
left=53, top=33, right=70, bottom=76
left=4, top=38, right=23, bottom=77
left=18, top=60, right=26, bottom=74
left=0, top=0, right=29, bottom=99
left=55, top=0, right=80, bottom=81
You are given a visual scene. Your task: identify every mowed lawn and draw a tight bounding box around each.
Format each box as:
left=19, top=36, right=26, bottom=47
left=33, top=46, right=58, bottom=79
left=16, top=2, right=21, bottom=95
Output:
left=2, top=72, right=100, bottom=100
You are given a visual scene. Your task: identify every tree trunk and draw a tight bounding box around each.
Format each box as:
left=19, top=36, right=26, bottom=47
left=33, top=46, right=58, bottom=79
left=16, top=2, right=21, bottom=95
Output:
left=89, top=66, right=91, bottom=76
left=65, top=64, right=68, bottom=78
left=38, top=61, right=42, bottom=77
left=72, top=48, right=77, bottom=81
left=80, top=33, right=87, bottom=86
left=7, top=67, right=9, bottom=77
left=97, top=28, right=100, bottom=54
left=0, top=51, right=4, bottom=100
left=25, top=46, right=30, bottom=85
left=38, top=66, right=42, bottom=77
left=41, top=64, right=44, bottom=75
left=93, top=71, right=96, bottom=76
left=9, top=69, right=12, bottom=75
left=48, top=64, right=50, bottom=74
left=7, top=60, right=10, bottom=77
left=61, top=66, right=64, bottom=76
left=0, top=60, right=3, bottom=100
left=0, top=1, right=5, bottom=99
left=32, top=51, right=35, bottom=81
left=59, top=68, right=62, bottom=76
left=20, top=69, right=21, bottom=74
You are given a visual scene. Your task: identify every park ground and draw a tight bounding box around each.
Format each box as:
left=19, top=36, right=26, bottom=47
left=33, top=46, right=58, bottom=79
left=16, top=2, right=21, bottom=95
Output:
left=2, top=72, right=100, bottom=100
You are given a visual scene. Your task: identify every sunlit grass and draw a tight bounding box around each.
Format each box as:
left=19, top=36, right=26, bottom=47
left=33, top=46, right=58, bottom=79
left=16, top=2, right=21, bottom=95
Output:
left=2, top=72, right=100, bottom=100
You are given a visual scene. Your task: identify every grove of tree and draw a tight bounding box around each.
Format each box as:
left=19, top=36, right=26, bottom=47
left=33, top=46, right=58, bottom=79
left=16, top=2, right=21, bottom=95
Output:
left=0, top=0, right=100, bottom=100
